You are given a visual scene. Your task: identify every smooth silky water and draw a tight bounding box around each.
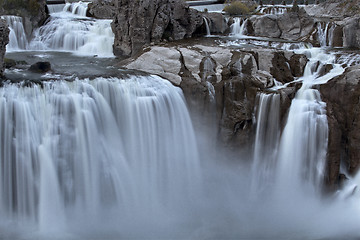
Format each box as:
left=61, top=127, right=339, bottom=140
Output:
left=2, top=2, right=360, bottom=240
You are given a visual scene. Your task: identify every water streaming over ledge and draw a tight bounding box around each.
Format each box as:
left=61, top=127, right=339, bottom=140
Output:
left=0, top=75, right=202, bottom=235
left=1, top=16, right=28, bottom=51
left=2, top=2, right=360, bottom=239
left=3, top=2, right=114, bottom=57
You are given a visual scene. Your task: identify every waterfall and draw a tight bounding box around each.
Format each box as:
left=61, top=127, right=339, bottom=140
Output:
left=63, top=1, right=89, bottom=17
left=250, top=47, right=345, bottom=199
left=201, top=56, right=216, bottom=81
left=230, top=18, right=248, bottom=37
left=30, top=2, right=114, bottom=57
left=275, top=86, right=328, bottom=195
left=3, top=2, right=114, bottom=57
left=259, top=6, right=288, bottom=15
left=317, top=22, right=335, bottom=48
left=0, top=75, right=201, bottom=231
left=47, top=4, right=66, bottom=14
left=1, top=16, right=28, bottom=51
left=250, top=93, right=281, bottom=197
left=203, top=17, right=211, bottom=36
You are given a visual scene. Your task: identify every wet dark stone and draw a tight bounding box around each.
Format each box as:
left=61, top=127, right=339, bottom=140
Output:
left=29, top=61, right=51, bottom=73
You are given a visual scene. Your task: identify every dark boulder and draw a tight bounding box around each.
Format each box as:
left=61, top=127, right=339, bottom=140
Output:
left=270, top=52, right=294, bottom=84
left=29, top=61, right=51, bottom=73
left=288, top=54, right=308, bottom=77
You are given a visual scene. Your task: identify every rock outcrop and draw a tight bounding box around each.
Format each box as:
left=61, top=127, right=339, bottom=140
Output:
left=87, top=0, right=116, bottom=19
left=203, top=12, right=228, bottom=34
left=250, top=8, right=315, bottom=41
left=111, top=0, right=204, bottom=56
left=342, top=17, right=360, bottom=49
left=304, top=0, right=360, bottom=19
left=320, top=65, right=360, bottom=189
left=123, top=43, right=306, bottom=147
left=0, top=19, right=9, bottom=77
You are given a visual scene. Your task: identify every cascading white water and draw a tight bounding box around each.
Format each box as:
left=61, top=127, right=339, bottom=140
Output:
left=251, top=47, right=345, bottom=199
left=230, top=17, right=248, bottom=37
left=317, top=22, right=336, bottom=48
left=63, top=1, right=89, bottom=16
left=4, top=2, right=114, bottom=57
left=0, top=75, right=202, bottom=234
left=250, top=93, right=281, bottom=197
left=30, top=1, right=114, bottom=57
left=47, top=4, right=66, bottom=14
left=259, top=5, right=288, bottom=15
left=317, top=22, right=330, bottom=47
left=275, top=86, right=329, bottom=195
left=1, top=15, right=28, bottom=51
left=203, top=17, right=211, bottom=36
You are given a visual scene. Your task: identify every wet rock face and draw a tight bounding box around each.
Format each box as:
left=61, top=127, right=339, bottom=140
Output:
left=87, top=0, right=116, bottom=19
left=343, top=17, right=360, bottom=49
left=320, top=65, right=360, bottom=189
left=0, top=19, right=9, bottom=77
left=250, top=8, right=314, bottom=41
left=252, top=15, right=281, bottom=38
left=111, top=0, right=203, bottom=56
left=203, top=12, right=228, bottom=34
left=215, top=74, right=259, bottom=148
left=123, top=43, right=308, bottom=149
left=29, top=61, right=52, bottom=73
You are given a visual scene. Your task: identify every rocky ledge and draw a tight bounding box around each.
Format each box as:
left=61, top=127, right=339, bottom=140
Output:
left=121, top=41, right=306, bottom=149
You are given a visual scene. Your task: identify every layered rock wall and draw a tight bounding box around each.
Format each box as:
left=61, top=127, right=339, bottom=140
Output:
left=111, top=0, right=204, bottom=56
left=123, top=43, right=306, bottom=148
left=320, top=66, right=360, bottom=189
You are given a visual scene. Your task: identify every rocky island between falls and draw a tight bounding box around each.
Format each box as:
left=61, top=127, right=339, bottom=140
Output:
left=0, top=0, right=360, bottom=193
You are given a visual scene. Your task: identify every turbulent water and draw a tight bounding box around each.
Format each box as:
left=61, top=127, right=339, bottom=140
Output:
left=3, top=2, right=114, bottom=57
left=2, top=1, right=360, bottom=239
left=0, top=75, right=203, bottom=239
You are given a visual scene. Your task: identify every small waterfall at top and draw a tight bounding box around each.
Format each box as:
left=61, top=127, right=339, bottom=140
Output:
left=30, top=1, right=114, bottom=57
left=0, top=75, right=202, bottom=232
left=203, top=17, right=211, bottom=36
left=317, top=22, right=335, bottom=48
left=47, top=3, right=66, bottom=14
left=230, top=18, right=248, bottom=37
left=3, top=2, right=114, bottom=57
left=1, top=16, right=28, bottom=51
left=259, top=5, right=288, bottom=15
left=63, top=1, right=89, bottom=16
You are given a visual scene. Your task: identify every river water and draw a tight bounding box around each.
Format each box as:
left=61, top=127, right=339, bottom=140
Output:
left=1, top=2, right=360, bottom=240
